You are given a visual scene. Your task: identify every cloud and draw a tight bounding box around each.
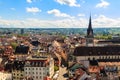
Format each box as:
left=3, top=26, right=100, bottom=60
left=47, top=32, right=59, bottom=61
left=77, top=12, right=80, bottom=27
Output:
left=47, top=9, right=74, bottom=18
left=10, top=8, right=15, bottom=11
left=78, top=13, right=85, bottom=17
left=26, top=7, right=41, bottom=13
left=26, top=0, right=32, bottom=3
left=96, top=0, right=110, bottom=8
left=55, top=0, right=80, bottom=7
left=80, top=0, right=85, bottom=4
left=94, top=14, right=98, bottom=17
left=0, top=18, right=86, bottom=28
left=0, top=15, right=120, bottom=28
left=93, top=15, right=119, bottom=27
left=26, top=0, right=41, bottom=3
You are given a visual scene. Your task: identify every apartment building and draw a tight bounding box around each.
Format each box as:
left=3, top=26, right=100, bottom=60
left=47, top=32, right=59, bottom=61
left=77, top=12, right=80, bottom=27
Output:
left=24, top=55, right=54, bottom=80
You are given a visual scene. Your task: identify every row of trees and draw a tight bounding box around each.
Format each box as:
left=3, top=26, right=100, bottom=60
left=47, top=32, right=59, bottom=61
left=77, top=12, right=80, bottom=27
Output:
left=95, top=35, right=112, bottom=40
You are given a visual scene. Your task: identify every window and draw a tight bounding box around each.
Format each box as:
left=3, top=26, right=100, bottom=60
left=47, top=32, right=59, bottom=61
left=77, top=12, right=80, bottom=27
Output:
left=36, top=68, right=38, bottom=70
left=99, top=56, right=101, bottom=59
left=43, top=73, right=46, bottom=75
left=26, top=68, right=27, bottom=70
left=88, top=57, right=90, bottom=60
left=36, top=76, right=38, bottom=79
left=36, top=72, right=38, bottom=74
left=40, top=76, right=41, bottom=79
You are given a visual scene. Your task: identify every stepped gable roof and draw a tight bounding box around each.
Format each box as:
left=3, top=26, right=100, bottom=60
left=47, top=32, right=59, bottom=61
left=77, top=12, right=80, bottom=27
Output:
left=73, top=46, right=120, bottom=56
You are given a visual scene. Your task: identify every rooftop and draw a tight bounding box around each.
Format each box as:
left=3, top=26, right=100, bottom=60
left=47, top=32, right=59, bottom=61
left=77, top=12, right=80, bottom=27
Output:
left=26, top=56, right=48, bottom=61
left=74, top=46, right=120, bottom=56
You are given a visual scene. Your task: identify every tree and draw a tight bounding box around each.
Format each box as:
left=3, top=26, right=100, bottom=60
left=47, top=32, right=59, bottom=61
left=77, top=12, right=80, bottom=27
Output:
left=54, top=65, right=59, bottom=71
left=11, top=42, right=18, bottom=50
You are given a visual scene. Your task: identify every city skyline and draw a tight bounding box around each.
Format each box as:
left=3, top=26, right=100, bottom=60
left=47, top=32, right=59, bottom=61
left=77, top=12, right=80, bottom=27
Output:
left=0, top=0, right=120, bottom=28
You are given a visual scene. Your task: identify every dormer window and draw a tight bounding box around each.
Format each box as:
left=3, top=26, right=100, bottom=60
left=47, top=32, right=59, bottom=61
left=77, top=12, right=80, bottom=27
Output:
left=26, top=61, right=30, bottom=65
left=119, top=52, right=120, bottom=54
left=98, top=52, right=100, bottom=55
left=89, top=52, right=92, bottom=56
left=106, top=52, right=108, bottom=54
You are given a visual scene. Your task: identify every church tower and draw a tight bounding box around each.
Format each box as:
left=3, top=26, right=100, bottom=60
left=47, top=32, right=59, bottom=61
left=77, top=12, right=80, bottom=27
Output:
left=86, top=15, right=94, bottom=46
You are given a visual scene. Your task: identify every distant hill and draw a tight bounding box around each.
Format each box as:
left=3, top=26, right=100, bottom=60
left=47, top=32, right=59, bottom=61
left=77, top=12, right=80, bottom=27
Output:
left=0, top=28, right=120, bottom=35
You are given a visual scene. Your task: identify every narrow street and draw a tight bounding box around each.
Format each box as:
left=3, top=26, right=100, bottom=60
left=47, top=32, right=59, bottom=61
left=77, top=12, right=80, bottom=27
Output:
left=52, top=40, right=68, bottom=80
left=57, top=67, right=68, bottom=80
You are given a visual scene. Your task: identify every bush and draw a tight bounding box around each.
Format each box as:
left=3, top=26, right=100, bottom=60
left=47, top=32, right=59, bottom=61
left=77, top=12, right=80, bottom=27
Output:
left=54, top=65, right=59, bottom=71
left=11, top=42, right=18, bottom=50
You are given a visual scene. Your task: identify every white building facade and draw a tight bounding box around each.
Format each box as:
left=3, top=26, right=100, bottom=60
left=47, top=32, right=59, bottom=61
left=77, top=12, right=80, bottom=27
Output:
left=0, top=72, right=12, bottom=80
left=24, top=56, right=54, bottom=80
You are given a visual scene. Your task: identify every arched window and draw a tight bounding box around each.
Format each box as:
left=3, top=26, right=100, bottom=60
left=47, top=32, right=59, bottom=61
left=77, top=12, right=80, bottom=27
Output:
left=102, top=56, right=104, bottom=59
left=93, top=57, right=95, bottom=60
left=99, top=56, right=101, bottom=59
left=88, top=57, right=90, bottom=61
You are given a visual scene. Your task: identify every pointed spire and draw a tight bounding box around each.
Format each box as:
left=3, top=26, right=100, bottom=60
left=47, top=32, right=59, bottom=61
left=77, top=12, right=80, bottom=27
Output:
left=86, top=14, right=94, bottom=46
left=88, top=14, right=92, bottom=29
left=87, top=14, right=93, bottom=37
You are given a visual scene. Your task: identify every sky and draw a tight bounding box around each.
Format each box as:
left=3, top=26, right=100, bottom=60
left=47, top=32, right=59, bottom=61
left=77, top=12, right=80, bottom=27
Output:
left=0, top=0, right=120, bottom=28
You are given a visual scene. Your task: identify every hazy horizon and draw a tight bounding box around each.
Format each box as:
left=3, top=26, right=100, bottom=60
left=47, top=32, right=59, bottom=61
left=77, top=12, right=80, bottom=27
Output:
left=0, top=0, right=120, bottom=28
left=1, top=26, right=120, bottom=28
